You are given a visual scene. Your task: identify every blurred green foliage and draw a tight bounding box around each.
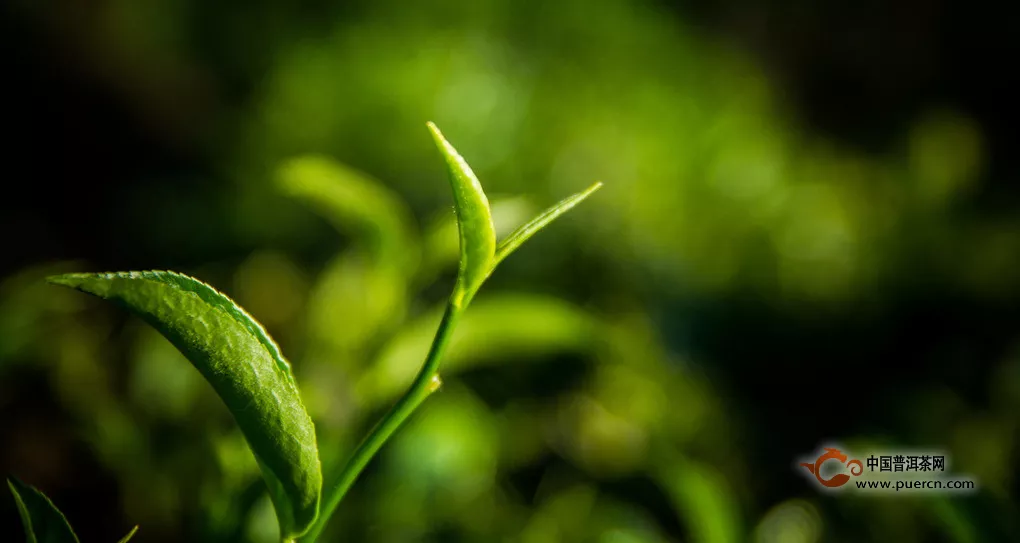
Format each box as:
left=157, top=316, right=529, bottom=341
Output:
left=3, top=0, right=1019, bottom=541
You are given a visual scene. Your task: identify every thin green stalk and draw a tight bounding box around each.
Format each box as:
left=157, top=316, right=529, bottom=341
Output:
left=301, top=300, right=462, bottom=542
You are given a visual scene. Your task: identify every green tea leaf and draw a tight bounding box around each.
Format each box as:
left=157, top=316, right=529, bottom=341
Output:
left=115, top=526, right=139, bottom=543
left=419, top=196, right=535, bottom=287
left=7, top=477, right=80, bottom=543
left=427, top=122, right=496, bottom=305
left=494, top=182, right=603, bottom=269
left=47, top=271, right=321, bottom=539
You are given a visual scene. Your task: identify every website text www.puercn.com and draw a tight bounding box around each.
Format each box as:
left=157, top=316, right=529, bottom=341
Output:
left=854, top=478, right=976, bottom=491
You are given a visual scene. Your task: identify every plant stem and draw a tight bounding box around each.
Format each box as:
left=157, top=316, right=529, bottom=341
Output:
left=301, top=300, right=462, bottom=542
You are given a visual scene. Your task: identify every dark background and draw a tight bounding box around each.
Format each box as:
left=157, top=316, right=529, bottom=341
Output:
left=3, top=0, right=1018, bottom=541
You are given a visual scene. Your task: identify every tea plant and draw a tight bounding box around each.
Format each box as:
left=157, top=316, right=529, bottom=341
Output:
left=6, top=122, right=601, bottom=543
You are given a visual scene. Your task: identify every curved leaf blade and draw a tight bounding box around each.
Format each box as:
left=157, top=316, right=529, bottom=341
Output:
left=493, top=182, right=603, bottom=269
left=426, top=122, right=496, bottom=305
left=47, top=271, right=321, bottom=539
left=7, top=477, right=80, bottom=543
left=419, top=196, right=535, bottom=287
left=115, top=526, right=139, bottom=543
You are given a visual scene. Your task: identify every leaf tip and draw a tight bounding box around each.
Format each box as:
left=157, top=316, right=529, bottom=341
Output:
left=576, top=181, right=604, bottom=205
left=425, top=121, right=496, bottom=302
left=426, top=123, right=474, bottom=178
left=117, top=525, right=140, bottom=543
left=6, top=476, right=29, bottom=500
left=46, top=274, right=81, bottom=287
left=426, top=121, right=450, bottom=153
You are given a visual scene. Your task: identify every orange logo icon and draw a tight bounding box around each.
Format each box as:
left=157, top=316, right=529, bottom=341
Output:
left=800, top=447, right=864, bottom=488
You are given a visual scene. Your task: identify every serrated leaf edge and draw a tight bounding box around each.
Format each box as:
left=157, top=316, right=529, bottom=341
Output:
left=47, top=270, right=297, bottom=383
